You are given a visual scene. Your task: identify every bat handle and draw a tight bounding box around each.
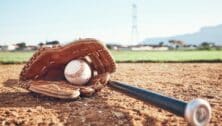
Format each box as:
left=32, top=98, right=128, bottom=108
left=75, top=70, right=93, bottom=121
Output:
left=109, top=81, right=211, bottom=126
left=185, top=99, right=211, bottom=126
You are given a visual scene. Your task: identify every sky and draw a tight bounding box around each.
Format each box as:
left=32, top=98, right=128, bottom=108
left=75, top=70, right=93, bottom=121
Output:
left=0, top=0, right=222, bottom=45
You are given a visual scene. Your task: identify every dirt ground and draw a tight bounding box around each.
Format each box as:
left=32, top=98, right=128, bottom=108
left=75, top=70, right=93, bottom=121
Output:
left=0, top=63, right=221, bottom=126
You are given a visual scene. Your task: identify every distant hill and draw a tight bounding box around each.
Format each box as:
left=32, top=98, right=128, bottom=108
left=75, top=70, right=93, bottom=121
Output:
left=143, top=24, right=222, bottom=45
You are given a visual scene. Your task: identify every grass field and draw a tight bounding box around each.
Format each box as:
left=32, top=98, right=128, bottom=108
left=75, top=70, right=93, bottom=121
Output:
left=112, top=50, right=222, bottom=62
left=0, top=52, right=33, bottom=64
left=0, top=50, right=222, bottom=64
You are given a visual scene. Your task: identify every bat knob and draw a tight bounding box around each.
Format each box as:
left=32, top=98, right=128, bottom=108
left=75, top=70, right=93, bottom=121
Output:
left=185, top=99, right=211, bottom=126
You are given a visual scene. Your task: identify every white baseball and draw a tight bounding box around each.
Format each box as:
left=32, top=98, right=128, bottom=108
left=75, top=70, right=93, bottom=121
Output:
left=64, top=59, right=92, bottom=85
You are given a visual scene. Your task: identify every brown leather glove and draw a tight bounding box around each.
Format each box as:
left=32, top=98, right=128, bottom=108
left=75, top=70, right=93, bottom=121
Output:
left=19, top=38, right=116, bottom=99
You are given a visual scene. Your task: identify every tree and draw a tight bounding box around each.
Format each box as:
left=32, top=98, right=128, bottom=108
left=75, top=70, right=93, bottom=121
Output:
left=46, top=40, right=60, bottom=45
left=16, top=42, right=26, bottom=50
left=199, top=42, right=214, bottom=50
left=158, top=41, right=164, bottom=47
left=106, top=44, right=112, bottom=50
left=168, top=40, right=185, bottom=49
left=38, top=42, right=44, bottom=47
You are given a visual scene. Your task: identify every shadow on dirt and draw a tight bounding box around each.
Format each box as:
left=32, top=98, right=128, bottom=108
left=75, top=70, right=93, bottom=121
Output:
left=0, top=79, right=160, bottom=125
left=3, top=79, right=19, bottom=87
left=1, top=79, right=81, bottom=107
left=0, top=92, right=81, bottom=107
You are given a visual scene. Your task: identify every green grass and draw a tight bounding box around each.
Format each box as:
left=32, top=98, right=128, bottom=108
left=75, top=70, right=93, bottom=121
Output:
left=0, top=52, right=34, bottom=64
left=111, top=50, right=222, bottom=62
left=0, top=50, right=222, bottom=64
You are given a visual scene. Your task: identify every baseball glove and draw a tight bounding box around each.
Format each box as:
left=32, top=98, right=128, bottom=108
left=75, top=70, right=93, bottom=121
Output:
left=19, top=38, right=116, bottom=99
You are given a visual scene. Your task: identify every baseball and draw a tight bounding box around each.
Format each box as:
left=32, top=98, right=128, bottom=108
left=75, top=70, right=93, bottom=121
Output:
left=64, top=59, right=92, bottom=85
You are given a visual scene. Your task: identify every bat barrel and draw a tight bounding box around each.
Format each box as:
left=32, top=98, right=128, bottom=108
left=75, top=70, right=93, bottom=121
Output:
left=109, top=81, right=211, bottom=126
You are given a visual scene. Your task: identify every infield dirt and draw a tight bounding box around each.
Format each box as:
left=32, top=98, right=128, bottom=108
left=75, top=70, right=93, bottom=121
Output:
left=0, top=63, right=221, bottom=126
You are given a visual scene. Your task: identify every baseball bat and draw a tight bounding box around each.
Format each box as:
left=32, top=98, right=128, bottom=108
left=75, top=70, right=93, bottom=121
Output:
left=108, top=81, right=211, bottom=126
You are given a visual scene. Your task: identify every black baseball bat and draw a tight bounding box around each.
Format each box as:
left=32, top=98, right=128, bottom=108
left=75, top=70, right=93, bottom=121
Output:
left=108, top=81, right=211, bottom=126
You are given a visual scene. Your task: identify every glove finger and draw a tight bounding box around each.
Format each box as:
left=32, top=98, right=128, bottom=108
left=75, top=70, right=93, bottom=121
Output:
left=97, top=49, right=116, bottom=73
left=90, top=73, right=110, bottom=91
left=80, top=87, right=95, bottom=97
left=88, top=52, right=105, bottom=74
left=28, top=80, right=80, bottom=99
